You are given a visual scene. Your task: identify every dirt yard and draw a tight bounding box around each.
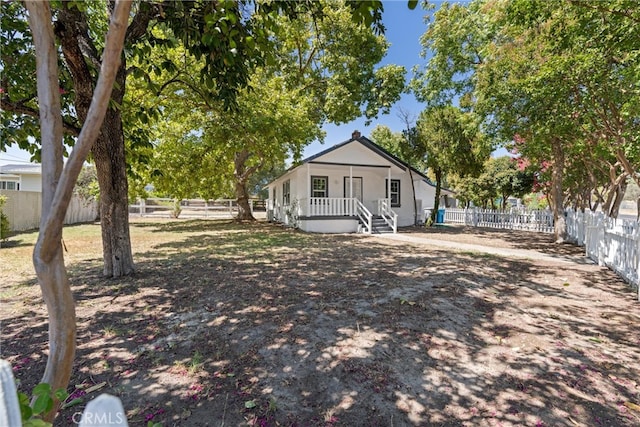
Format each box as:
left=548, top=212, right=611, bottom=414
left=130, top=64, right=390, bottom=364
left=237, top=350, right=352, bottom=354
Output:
left=1, top=219, right=639, bottom=426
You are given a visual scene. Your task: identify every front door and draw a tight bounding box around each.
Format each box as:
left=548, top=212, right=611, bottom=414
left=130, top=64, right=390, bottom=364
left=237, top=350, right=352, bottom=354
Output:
left=344, top=177, right=363, bottom=201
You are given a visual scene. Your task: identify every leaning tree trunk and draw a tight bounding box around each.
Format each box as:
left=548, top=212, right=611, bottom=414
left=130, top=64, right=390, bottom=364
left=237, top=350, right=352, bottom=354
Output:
left=26, top=1, right=131, bottom=420
left=551, top=138, right=566, bottom=243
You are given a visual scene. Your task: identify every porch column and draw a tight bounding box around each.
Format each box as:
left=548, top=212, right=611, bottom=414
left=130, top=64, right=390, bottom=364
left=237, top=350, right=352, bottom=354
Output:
left=349, top=166, right=353, bottom=215
left=307, top=163, right=311, bottom=216
left=388, top=167, right=391, bottom=208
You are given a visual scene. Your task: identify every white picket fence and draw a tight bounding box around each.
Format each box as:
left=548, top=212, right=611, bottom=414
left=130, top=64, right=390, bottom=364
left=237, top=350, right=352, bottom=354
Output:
left=444, top=207, right=639, bottom=299
left=565, top=209, right=639, bottom=298
left=444, top=207, right=555, bottom=233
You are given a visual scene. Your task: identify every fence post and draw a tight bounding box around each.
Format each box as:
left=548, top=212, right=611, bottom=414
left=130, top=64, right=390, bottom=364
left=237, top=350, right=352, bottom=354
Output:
left=0, top=360, right=21, bottom=427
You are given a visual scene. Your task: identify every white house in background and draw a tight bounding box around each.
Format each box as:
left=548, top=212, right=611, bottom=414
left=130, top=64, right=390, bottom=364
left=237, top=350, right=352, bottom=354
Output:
left=266, top=131, right=455, bottom=234
left=0, top=164, right=41, bottom=192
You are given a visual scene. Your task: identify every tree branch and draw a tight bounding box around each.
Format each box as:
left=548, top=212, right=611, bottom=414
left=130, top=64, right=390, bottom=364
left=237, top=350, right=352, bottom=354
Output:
left=1, top=97, right=81, bottom=137
left=125, top=2, right=160, bottom=45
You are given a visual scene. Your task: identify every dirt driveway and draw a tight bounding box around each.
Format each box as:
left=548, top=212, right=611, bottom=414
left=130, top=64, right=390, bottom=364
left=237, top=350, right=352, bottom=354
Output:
left=2, top=220, right=639, bottom=426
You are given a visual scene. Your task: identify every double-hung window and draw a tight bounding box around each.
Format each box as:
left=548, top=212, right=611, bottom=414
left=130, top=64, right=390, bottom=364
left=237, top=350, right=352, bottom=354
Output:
left=385, top=179, right=401, bottom=207
left=311, top=176, right=328, bottom=198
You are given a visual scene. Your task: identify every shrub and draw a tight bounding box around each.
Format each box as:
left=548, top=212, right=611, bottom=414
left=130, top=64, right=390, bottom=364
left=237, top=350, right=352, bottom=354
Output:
left=0, top=195, right=10, bottom=241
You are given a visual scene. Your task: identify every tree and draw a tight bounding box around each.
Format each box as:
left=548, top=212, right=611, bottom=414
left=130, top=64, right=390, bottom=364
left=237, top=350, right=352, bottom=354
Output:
left=24, top=0, right=131, bottom=419
left=3, top=1, right=395, bottom=274
left=411, top=0, right=640, bottom=238
left=14, top=1, right=395, bottom=421
left=145, top=1, right=405, bottom=220
left=416, top=106, right=489, bottom=224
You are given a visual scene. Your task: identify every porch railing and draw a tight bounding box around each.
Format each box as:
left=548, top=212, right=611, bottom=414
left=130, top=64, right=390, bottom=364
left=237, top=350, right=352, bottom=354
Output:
left=356, top=199, right=373, bottom=234
left=377, top=199, right=398, bottom=233
left=307, top=197, right=355, bottom=216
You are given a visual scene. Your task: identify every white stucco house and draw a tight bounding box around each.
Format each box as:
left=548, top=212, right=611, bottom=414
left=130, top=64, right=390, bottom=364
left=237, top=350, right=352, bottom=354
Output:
left=0, top=164, right=42, bottom=192
left=266, top=131, right=454, bottom=234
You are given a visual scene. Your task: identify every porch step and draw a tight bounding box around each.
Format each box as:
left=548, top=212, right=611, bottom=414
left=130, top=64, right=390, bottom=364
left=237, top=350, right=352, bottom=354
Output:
left=362, top=216, right=395, bottom=234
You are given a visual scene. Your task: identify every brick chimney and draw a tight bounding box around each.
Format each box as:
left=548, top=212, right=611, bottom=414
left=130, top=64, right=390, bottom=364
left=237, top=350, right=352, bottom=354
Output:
left=352, top=130, right=361, bottom=139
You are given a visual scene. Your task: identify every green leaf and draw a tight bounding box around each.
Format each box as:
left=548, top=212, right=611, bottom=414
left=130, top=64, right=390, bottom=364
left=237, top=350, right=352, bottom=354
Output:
left=32, top=393, right=52, bottom=415
left=32, top=383, right=52, bottom=396
left=408, top=0, right=418, bottom=10
left=244, top=400, right=257, bottom=409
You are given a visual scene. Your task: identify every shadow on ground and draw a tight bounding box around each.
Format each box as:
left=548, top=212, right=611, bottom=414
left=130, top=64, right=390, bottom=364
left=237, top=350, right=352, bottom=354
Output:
left=2, top=220, right=639, bottom=426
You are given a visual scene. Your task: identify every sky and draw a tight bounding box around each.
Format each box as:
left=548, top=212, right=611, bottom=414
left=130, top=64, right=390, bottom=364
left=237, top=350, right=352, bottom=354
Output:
left=0, top=1, right=437, bottom=166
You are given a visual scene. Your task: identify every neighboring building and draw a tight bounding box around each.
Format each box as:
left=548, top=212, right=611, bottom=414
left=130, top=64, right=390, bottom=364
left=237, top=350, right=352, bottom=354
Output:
left=0, top=164, right=42, bottom=192
left=266, top=131, right=454, bottom=234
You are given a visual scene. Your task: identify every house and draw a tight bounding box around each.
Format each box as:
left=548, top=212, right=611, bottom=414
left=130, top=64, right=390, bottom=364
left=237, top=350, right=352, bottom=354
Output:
left=0, top=164, right=42, bottom=192
left=266, top=131, right=454, bottom=233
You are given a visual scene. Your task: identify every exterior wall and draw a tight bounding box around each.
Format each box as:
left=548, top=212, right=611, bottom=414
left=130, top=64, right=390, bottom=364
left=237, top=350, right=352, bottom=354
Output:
left=316, top=142, right=391, bottom=166
left=299, top=218, right=359, bottom=233
left=20, top=174, right=41, bottom=192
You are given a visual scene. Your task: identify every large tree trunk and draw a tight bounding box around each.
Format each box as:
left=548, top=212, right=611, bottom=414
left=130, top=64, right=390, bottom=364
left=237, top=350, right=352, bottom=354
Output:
left=56, top=5, right=134, bottom=277
left=94, top=108, right=135, bottom=276
left=551, top=139, right=567, bottom=243
left=234, top=150, right=257, bottom=221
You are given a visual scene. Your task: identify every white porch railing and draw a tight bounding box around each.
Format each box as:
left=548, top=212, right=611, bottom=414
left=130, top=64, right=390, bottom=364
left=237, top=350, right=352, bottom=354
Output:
left=377, top=199, right=398, bottom=233
left=306, top=197, right=356, bottom=216
left=355, top=199, right=373, bottom=234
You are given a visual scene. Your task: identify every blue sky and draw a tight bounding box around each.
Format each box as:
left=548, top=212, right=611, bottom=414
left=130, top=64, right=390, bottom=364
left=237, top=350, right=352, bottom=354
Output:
left=0, top=1, right=435, bottom=166
left=308, top=0, right=432, bottom=158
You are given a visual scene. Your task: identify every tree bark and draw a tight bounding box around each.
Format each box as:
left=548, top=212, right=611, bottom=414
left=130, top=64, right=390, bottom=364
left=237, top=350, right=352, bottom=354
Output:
left=55, top=4, right=134, bottom=277
left=234, top=150, right=257, bottom=221
left=26, top=0, right=131, bottom=421
left=429, top=167, right=442, bottom=226
left=551, top=139, right=566, bottom=243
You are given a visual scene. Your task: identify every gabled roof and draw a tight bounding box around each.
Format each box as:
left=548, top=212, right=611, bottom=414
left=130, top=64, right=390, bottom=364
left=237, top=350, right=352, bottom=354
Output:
left=292, top=134, right=430, bottom=181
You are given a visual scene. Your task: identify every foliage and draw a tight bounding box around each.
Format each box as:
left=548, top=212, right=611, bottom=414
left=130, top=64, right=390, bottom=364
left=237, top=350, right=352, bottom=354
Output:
left=450, top=156, right=534, bottom=209
left=142, top=0, right=405, bottom=214
left=411, top=0, right=640, bottom=222
left=18, top=383, right=69, bottom=427
left=0, top=194, right=10, bottom=241
left=73, top=166, right=100, bottom=205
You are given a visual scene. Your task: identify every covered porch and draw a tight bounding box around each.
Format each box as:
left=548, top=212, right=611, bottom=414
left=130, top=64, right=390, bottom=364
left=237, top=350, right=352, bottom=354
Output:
left=268, top=162, right=401, bottom=233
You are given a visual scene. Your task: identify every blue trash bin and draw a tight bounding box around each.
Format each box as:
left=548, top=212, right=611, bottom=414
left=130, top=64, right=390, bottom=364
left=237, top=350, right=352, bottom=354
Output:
left=436, top=208, right=445, bottom=224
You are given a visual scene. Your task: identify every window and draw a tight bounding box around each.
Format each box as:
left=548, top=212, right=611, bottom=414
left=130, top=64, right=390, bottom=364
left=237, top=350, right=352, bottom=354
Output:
left=385, top=179, right=401, bottom=207
left=0, top=181, right=18, bottom=190
left=282, top=180, right=290, bottom=205
left=311, top=176, right=328, bottom=198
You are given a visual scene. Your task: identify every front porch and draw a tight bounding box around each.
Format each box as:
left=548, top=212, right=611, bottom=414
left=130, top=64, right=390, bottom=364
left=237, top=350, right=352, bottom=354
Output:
left=268, top=197, right=398, bottom=234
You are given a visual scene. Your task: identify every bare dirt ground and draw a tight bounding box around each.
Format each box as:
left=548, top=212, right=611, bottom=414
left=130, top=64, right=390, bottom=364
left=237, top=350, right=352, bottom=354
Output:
left=2, top=219, right=639, bottom=426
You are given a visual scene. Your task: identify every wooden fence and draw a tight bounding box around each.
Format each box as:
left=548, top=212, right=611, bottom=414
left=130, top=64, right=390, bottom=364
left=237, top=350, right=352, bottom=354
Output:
left=0, top=190, right=97, bottom=232
left=129, top=198, right=266, bottom=218
left=444, top=207, right=639, bottom=299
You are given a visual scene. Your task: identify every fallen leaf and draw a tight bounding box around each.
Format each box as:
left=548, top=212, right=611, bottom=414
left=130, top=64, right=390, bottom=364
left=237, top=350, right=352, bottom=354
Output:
left=85, top=381, right=107, bottom=394
left=624, top=402, right=640, bottom=412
